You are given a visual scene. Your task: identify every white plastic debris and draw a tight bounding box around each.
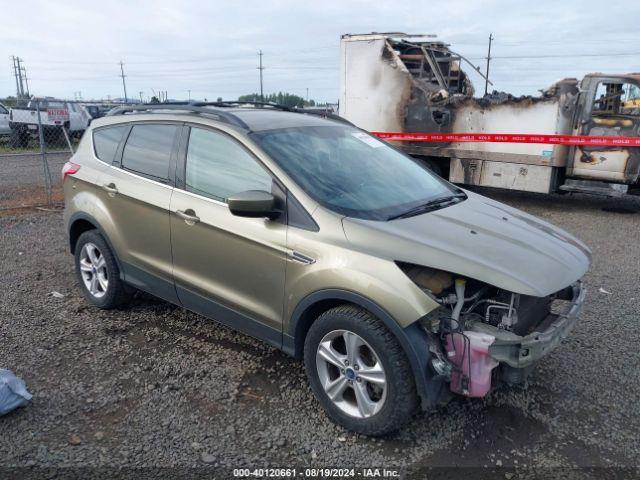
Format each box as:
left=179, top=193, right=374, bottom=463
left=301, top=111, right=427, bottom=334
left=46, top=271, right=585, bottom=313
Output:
left=598, top=287, right=612, bottom=295
left=0, top=369, right=32, bottom=416
left=51, top=291, right=66, bottom=298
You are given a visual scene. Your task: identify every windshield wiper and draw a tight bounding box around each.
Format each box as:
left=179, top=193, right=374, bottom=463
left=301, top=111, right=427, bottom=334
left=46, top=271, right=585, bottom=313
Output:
left=387, top=193, right=466, bottom=221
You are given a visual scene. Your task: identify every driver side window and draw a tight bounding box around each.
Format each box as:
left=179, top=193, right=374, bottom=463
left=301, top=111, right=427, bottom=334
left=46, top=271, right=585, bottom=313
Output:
left=185, top=127, right=273, bottom=203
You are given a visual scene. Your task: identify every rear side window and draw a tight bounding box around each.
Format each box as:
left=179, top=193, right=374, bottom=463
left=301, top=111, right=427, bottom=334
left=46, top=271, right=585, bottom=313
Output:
left=185, top=127, right=272, bottom=202
left=93, top=126, right=127, bottom=163
left=121, top=124, right=178, bottom=181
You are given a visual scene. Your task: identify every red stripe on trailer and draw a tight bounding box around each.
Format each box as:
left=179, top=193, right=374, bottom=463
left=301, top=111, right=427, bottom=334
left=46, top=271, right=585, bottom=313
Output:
left=371, top=132, right=640, bottom=147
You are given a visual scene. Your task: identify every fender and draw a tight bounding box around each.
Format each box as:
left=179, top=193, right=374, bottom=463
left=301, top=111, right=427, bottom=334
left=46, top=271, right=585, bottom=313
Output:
left=286, top=288, right=446, bottom=410
left=67, top=211, right=125, bottom=279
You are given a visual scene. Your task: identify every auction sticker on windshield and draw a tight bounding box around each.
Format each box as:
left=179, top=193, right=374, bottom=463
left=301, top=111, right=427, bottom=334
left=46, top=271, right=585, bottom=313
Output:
left=351, top=131, right=385, bottom=148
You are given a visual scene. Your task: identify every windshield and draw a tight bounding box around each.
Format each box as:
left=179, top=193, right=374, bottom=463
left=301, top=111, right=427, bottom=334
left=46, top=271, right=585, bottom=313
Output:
left=251, top=125, right=457, bottom=220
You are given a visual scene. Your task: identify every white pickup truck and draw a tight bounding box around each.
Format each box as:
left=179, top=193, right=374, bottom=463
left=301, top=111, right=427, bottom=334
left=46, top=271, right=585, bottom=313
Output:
left=9, top=99, right=91, bottom=147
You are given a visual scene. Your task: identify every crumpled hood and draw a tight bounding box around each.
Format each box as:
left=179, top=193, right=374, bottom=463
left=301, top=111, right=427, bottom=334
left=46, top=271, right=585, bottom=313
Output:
left=342, top=190, right=591, bottom=297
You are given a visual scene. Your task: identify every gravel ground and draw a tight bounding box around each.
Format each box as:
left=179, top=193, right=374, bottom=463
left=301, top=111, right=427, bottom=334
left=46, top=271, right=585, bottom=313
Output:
left=0, top=152, right=69, bottom=208
left=0, top=190, right=639, bottom=479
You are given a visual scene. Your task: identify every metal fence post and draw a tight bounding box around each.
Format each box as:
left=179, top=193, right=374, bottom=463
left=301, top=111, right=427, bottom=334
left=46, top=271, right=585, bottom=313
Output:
left=62, top=126, right=75, bottom=154
left=35, top=99, right=52, bottom=205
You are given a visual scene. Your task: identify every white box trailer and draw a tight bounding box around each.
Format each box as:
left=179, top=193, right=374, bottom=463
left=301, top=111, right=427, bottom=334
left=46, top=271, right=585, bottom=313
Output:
left=339, top=33, right=640, bottom=196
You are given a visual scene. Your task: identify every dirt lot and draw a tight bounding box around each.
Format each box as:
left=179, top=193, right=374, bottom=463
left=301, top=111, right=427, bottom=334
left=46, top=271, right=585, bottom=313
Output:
left=0, top=152, right=68, bottom=209
left=1, top=190, right=639, bottom=479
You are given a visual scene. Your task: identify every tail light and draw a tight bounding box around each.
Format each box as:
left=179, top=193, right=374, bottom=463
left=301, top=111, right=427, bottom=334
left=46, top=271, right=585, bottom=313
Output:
left=62, top=161, right=81, bottom=181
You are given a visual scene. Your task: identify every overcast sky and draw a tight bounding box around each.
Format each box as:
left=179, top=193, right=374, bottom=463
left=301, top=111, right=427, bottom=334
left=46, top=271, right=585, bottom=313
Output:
left=2, top=0, right=639, bottom=103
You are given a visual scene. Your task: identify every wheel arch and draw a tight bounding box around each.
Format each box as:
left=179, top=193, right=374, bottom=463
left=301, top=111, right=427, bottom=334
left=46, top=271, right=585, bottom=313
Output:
left=286, top=289, right=441, bottom=409
left=68, top=212, right=124, bottom=275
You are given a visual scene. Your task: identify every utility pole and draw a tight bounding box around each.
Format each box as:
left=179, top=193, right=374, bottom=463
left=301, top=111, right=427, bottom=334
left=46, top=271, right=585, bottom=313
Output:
left=187, top=89, right=191, bottom=101
left=11, top=56, right=21, bottom=99
left=257, top=50, right=264, bottom=102
left=12, top=56, right=26, bottom=99
left=306, top=88, right=309, bottom=103
left=119, top=60, right=128, bottom=104
left=21, top=66, right=29, bottom=97
left=139, top=91, right=144, bottom=103
left=484, top=33, right=493, bottom=96
left=16, top=57, right=24, bottom=98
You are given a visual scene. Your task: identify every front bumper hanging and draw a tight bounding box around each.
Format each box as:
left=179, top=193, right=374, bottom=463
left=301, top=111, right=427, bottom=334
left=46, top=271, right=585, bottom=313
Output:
left=467, top=282, right=586, bottom=369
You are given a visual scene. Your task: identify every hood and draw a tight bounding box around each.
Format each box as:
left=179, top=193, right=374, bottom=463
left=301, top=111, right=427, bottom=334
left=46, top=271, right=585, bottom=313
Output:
left=342, top=190, right=591, bottom=297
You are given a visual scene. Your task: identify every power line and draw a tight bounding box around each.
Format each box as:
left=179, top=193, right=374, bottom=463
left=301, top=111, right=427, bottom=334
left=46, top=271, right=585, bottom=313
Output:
left=468, top=51, right=640, bottom=60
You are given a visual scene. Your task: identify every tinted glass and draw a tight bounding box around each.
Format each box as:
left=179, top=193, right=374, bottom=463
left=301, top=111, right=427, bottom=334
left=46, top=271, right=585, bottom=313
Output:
left=251, top=126, right=455, bottom=220
left=121, top=124, right=177, bottom=180
left=185, top=128, right=272, bottom=203
left=93, top=126, right=127, bottom=163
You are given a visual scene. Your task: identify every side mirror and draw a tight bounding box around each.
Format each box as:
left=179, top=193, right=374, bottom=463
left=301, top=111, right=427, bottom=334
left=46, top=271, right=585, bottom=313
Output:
left=228, top=190, right=278, bottom=219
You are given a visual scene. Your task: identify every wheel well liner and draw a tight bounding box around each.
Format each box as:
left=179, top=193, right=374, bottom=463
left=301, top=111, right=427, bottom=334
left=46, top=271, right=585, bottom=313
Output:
left=288, top=289, right=440, bottom=409
left=67, top=212, right=124, bottom=275
left=68, top=218, right=97, bottom=254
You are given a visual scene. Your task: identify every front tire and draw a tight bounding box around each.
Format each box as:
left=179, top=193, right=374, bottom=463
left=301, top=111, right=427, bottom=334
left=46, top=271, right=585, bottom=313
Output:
left=304, top=305, right=418, bottom=435
left=74, top=230, right=132, bottom=309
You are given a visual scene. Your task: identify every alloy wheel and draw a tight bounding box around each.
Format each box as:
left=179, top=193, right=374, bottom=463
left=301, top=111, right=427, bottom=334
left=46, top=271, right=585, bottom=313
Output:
left=79, top=242, right=108, bottom=298
left=315, top=329, right=387, bottom=418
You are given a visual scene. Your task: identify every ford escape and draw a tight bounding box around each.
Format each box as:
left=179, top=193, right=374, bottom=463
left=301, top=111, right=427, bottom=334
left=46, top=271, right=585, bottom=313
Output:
left=63, top=102, right=590, bottom=435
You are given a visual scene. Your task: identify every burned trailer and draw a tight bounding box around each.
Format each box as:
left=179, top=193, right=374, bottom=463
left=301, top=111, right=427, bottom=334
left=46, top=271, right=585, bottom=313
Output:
left=339, top=33, right=640, bottom=196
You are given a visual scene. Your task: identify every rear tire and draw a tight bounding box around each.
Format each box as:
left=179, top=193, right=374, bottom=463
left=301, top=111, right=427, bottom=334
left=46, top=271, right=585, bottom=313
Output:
left=304, top=305, right=418, bottom=435
left=74, top=230, right=132, bottom=309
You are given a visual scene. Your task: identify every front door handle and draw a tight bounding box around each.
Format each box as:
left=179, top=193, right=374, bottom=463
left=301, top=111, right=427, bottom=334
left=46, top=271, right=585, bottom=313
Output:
left=176, top=209, right=200, bottom=225
left=102, top=183, right=118, bottom=196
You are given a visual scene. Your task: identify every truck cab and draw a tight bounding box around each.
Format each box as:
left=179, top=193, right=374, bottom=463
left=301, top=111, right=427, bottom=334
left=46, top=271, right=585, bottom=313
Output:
left=568, top=74, right=640, bottom=190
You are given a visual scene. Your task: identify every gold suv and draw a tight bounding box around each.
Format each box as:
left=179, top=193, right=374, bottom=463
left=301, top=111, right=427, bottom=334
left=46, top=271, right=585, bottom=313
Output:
left=63, top=103, right=590, bottom=435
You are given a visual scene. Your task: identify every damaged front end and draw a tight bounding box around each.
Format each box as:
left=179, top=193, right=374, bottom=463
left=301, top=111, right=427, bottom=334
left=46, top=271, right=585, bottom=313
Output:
left=399, top=262, right=586, bottom=398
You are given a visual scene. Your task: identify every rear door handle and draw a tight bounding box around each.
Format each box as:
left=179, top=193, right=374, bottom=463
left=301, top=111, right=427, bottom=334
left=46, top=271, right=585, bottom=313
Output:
left=102, top=183, right=118, bottom=196
left=176, top=209, right=200, bottom=225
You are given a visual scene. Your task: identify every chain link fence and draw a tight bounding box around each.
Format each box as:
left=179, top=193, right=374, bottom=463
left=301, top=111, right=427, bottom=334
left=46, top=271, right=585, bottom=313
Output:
left=0, top=98, right=81, bottom=211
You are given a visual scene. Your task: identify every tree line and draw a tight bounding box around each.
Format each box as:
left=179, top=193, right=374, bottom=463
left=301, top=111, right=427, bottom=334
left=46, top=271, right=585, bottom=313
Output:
left=238, top=92, right=316, bottom=108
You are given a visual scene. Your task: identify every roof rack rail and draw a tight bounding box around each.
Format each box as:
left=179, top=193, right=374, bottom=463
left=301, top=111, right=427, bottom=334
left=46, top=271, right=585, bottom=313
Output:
left=105, top=101, right=353, bottom=128
left=196, top=101, right=295, bottom=112
left=106, top=103, right=249, bottom=129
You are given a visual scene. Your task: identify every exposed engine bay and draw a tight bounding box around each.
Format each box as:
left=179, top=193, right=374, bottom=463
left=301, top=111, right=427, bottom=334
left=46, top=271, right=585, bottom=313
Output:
left=398, top=262, right=578, bottom=397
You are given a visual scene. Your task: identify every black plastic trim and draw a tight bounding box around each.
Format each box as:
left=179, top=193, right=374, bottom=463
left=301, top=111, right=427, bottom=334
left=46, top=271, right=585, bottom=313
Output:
left=67, top=212, right=123, bottom=276
left=287, top=192, right=319, bottom=232
left=176, top=285, right=282, bottom=349
left=122, top=262, right=179, bottom=304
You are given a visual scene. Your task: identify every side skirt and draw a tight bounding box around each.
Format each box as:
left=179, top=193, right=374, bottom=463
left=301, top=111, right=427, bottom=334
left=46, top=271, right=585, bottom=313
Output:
left=175, top=285, right=282, bottom=350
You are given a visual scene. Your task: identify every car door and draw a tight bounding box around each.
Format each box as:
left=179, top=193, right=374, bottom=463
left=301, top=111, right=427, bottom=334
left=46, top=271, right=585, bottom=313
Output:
left=95, top=122, right=180, bottom=303
left=570, top=77, right=640, bottom=183
left=170, top=124, right=287, bottom=346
